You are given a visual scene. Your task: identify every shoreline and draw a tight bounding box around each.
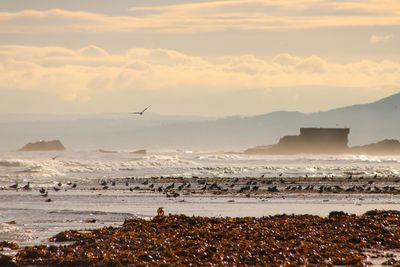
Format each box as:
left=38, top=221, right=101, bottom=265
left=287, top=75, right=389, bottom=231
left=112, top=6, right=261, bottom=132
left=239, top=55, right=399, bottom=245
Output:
left=1, top=175, right=400, bottom=265
left=4, top=210, right=400, bottom=266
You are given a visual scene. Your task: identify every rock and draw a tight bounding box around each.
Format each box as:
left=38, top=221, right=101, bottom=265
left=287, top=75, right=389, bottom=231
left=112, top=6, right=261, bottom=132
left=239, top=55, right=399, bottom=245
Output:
left=245, top=128, right=350, bottom=155
left=18, top=140, right=65, bottom=152
left=131, top=149, right=146, bottom=155
left=350, top=139, right=400, bottom=155
left=99, top=149, right=117, bottom=154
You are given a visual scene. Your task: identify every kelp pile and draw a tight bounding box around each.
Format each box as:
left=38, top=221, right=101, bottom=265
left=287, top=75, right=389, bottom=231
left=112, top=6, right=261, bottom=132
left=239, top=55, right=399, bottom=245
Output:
left=15, top=210, right=400, bottom=266
left=0, top=241, right=19, bottom=251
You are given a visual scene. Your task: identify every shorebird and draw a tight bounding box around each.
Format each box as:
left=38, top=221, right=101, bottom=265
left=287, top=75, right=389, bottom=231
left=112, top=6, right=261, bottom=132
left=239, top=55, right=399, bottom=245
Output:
left=130, top=106, right=150, bottom=116
left=51, top=155, right=60, bottom=160
left=164, top=183, right=175, bottom=190
left=9, top=182, right=18, bottom=189
left=22, top=182, right=31, bottom=191
left=157, top=207, right=164, bottom=216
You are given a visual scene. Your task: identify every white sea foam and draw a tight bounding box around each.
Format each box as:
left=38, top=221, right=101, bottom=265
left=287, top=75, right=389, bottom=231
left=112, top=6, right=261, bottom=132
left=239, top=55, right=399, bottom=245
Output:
left=0, top=151, right=399, bottom=186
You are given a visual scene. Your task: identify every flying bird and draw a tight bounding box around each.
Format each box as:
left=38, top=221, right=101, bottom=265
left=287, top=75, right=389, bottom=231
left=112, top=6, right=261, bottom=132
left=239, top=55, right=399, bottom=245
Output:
left=130, top=106, right=150, bottom=115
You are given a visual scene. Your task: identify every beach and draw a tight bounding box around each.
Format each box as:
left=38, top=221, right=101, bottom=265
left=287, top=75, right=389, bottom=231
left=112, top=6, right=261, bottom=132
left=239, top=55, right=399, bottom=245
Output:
left=1, top=151, right=400, bottom=265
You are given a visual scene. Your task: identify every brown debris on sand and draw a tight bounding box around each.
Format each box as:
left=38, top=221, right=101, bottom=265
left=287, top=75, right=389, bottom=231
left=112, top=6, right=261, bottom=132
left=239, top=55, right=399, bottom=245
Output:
left=0, top=241, right=19, bottom=251
left=15, top=210, right=400, bottom=266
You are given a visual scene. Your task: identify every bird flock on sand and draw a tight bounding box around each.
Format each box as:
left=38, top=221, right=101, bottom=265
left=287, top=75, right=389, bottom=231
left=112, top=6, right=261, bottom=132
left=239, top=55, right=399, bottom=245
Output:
left=4, top=173, right=400, bottom=203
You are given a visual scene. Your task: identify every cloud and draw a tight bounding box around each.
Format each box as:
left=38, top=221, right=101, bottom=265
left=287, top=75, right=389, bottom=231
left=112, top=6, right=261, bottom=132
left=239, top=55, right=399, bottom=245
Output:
left=0, top=1, right=400, bottom=33
left=0, top=45, right=399, bottom=102
left=369, top=34, right=394, bottom=44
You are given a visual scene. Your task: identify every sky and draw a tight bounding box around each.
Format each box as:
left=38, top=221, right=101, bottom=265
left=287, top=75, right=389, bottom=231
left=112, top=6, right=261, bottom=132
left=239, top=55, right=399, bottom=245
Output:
left=0, top=0, right=399, bottom=116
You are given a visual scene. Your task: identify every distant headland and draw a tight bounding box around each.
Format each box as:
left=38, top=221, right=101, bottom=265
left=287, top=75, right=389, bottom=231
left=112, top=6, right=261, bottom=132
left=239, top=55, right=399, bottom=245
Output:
left=18, top=140, right=66, bottom=152
left=244, top=128, right=400, bottom=155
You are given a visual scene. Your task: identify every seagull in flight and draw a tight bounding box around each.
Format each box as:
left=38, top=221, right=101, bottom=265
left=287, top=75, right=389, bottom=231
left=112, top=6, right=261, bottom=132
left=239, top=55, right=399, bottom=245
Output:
left=130, top=106, right=151, bottom=116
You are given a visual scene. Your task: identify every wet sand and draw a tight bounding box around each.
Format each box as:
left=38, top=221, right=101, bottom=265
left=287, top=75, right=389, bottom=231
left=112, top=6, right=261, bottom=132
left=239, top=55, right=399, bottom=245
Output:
left=1, top=176, right=400, bottom=265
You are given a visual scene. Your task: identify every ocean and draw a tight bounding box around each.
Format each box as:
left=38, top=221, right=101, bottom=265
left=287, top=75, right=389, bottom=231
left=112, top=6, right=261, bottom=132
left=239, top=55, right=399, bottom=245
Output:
left=1, top=150, right=400, bottom=187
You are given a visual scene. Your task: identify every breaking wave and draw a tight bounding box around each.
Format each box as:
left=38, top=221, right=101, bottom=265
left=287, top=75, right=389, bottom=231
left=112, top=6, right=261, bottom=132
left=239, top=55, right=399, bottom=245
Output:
left=0, top=151, right=399, bottom=185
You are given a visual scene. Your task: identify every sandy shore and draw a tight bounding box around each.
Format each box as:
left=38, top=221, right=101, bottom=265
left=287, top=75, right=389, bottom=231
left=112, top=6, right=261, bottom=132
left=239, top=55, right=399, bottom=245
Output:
left=0, top=175, right=399, bottom=265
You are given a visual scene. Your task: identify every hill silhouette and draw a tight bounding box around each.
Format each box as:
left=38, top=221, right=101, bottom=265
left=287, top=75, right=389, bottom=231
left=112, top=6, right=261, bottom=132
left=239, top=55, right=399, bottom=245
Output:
left=1, top=92, right=399, bottom=150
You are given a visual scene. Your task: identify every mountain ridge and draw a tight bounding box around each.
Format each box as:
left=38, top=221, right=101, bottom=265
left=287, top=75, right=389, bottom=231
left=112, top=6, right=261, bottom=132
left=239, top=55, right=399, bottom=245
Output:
left=0, top=92, right=399, bottom=150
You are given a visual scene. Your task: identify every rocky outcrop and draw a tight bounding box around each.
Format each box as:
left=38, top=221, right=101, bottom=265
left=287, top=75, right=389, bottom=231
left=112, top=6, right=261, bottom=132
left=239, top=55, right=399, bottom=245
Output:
left=350, top=139, right=400, bottom=155
left=245, top=129, right=400, bottom=155
left=245, top=128, right=350, bottom=154
left=18, top=140, right=65, bottom=151
left=131, top=149, right=147, bottom=155
left=99, top=149, right=117, bottom=154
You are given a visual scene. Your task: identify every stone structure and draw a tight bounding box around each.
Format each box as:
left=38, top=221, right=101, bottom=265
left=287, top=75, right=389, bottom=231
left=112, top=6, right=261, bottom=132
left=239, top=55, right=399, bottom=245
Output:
left=276, top=128, right=350, bottom=154
left=245, top=128, right=350, bottom=154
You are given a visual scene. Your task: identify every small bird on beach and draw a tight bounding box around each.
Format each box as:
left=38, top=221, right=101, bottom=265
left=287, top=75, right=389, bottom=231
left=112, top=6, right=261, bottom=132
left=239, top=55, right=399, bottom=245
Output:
left=53, top=187, right=61, bottom=192
left=100, top=180, right=107, bottom=186
left=71, top=183, right=77, bottom=188
left=51, top=155, right=60, bottom=160
left=157, top=207, right=165, bottom=217
left=39, top=187, right=46, bottom=194
left=130, top=106, right=150, bottom=116
left=9, top=182, right=18, bottom=189
left=165, top=183, right=175, bottom=190
left=23, top=182, right=31, bottom=191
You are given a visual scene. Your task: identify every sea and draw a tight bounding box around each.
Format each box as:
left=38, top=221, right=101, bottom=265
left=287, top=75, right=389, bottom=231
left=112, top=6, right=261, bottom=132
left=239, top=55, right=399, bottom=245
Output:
left=1, top=150, right=400, bottom=186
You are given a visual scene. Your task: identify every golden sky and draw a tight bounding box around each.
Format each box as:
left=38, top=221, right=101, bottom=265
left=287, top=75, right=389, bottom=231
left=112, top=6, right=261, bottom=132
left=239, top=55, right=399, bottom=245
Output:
left=0, top=0, right=399, bottom=116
